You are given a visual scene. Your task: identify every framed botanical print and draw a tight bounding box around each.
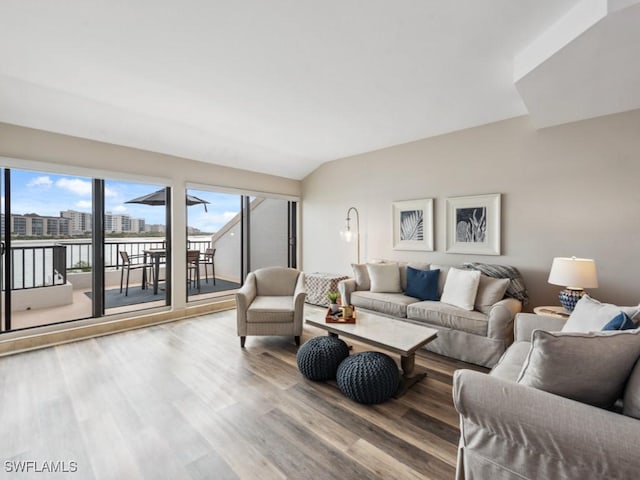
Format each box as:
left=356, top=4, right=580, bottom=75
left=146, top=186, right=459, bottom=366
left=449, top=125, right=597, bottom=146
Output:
left=392, top=198, right=434, bottom=251
left=446, top=193, right=501, bottom=255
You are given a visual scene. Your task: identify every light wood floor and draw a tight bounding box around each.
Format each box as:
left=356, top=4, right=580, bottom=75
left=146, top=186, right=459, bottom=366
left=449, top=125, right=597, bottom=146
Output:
left=0, top=307, right=487, bottom=480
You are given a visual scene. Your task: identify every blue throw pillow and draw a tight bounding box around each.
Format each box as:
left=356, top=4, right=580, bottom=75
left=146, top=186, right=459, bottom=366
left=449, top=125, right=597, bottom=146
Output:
left=602, top=312, right=637, bottom=331
left=405, top=267, right=439, bottom=301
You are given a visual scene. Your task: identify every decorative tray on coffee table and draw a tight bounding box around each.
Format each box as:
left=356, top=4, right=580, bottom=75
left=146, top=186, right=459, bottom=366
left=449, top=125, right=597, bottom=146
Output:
left=325, top=305, right=356, bottom=324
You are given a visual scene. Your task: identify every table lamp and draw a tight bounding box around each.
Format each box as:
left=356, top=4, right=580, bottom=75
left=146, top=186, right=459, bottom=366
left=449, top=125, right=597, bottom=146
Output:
left=547, top=257, right=598, bottom=311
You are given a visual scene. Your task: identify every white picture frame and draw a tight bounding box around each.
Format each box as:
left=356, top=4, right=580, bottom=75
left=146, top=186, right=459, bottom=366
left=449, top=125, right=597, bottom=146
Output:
left=446, top=193, right=501, bottom=255
left=392, top=198, right=434, bottom=251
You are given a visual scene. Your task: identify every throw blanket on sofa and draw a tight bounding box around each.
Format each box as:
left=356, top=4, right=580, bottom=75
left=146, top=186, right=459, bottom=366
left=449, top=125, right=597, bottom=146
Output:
left=464, top=262, right=529, bottom=305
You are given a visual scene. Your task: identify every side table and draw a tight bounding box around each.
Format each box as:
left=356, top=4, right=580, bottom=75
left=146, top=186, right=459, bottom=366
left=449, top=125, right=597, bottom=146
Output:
left=533, top=306, right=570, bottom=319
left=305, top=272, right=349, bottom=306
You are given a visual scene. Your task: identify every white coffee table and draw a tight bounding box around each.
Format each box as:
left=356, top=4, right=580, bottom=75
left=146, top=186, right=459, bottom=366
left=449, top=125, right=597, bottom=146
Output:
left=305, top=309, right=438, bottom=396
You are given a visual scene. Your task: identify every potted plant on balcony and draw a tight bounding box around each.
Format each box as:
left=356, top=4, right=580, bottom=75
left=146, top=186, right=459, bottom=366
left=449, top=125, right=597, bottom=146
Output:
left=327, top=291, right=340, bottom=313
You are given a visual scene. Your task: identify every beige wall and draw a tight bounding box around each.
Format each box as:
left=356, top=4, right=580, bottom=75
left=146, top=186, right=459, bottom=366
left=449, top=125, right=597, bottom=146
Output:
left=0, top=122, right=300, bottom=196
left=301, top=110, right=640, bottom=309
left=0, top=122, right=301, bottom=310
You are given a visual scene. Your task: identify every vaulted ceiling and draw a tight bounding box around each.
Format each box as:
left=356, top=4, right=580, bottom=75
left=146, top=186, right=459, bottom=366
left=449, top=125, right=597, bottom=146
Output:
left=1, top=0, right=638, bottom=179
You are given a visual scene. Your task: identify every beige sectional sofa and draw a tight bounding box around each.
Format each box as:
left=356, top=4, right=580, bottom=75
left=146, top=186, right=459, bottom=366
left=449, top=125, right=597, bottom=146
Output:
left=338, top=262, right=524, bottom=368
left=453, top=308, right=640, bottom=479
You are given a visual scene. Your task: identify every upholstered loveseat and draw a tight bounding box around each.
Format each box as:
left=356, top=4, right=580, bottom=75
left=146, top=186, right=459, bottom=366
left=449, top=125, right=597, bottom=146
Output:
left=453, top=297, right=640, bottom=479
left=338, top=262, right=525, bottom=368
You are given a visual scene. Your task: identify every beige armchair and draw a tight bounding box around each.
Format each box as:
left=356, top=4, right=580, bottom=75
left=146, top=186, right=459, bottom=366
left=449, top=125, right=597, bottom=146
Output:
left=236, top=267, right=306, bottom=348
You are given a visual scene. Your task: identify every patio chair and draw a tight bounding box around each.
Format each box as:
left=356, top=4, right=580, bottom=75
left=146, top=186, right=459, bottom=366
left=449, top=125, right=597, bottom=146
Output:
left=119, top=251, right=152, bottom=296
left=236, top=267, right=306, bottom=348
left=202, top=248, right=216, bottom=285
left=187, top=250, right=201, bottom=292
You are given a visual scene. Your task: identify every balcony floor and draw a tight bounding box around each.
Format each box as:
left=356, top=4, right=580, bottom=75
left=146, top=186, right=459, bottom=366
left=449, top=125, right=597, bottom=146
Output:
left=7, top=277, right=239, bottom=332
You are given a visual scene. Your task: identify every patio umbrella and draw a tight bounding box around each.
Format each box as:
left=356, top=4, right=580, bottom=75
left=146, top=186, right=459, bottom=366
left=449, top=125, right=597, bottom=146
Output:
left=125, top=188, right=210, bottom=212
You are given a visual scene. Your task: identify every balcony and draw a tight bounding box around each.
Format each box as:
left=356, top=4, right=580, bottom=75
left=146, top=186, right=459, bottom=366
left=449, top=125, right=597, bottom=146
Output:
left=2, top=238, right=241, bottom=332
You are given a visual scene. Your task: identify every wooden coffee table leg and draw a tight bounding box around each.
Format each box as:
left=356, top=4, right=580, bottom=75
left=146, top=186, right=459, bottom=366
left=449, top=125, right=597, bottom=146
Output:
left=395, top=352, right=427, bottom=398
left=328, top=332, right=353, bottom=350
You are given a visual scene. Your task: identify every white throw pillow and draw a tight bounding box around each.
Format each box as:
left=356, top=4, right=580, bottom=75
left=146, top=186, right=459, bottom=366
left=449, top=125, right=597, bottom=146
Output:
left=367, top=263, right=402, bottom=293
left=561, top=295, right=639, bottom=333
left=517, top=329, right=640, bottom=408
left=440, top=268, right=481, bottom=311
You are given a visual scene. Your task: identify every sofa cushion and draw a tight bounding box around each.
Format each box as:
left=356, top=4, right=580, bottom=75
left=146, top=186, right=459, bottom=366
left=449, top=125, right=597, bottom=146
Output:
left=475, top=275, right=510, bottom=314
left=464, top=262, right=529, bottom=305
left=430, top=264, right=450, bottom=297
left=490, top=341, right=531, bottom=382
left=351, top=263, right=370, bottom=291
left=562, top=295, right=639, bottom=333
left=517, top=329, right=640, bottom=408
left=407, top=301, right=488, bottom=336
left=440, top=268, right=481, bottom=311
left=624, top=358, right=640, bottom=419
left=247, top=296, right=294, bottom=323
left=351, top=291, right=420, bottom=318
left=367, top=263, right=402, bottom=293
left=405, top=266, right=439, bottom=301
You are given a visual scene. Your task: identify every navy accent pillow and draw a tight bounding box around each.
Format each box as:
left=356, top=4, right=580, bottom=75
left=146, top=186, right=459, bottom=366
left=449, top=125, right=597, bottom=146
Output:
left=405, top=267, right=439, bottom=301
left=602, top=312, right=637, bottom=331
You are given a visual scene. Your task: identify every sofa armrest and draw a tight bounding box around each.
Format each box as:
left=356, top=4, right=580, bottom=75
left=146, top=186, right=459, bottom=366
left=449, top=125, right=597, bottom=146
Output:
left=486, top=297, right=521, bottom=341
left=338, top=278, right=357, bottom=305
left=514, top=312, right=567, bottom=342
left=453, top=369, right=640, bottom=479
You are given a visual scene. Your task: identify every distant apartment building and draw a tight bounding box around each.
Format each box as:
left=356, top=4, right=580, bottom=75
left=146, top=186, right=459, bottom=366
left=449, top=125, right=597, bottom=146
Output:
left=145, top=224, right=166, bottom=233
left=104, top=212, right=145, bottom=233
left=61, top=210, right=92, bottom=234
left=61, top=210, right=146, bottom=234
left=0, top=213, right=70, bottom=237
left=130, top=218, right=145, bottom=233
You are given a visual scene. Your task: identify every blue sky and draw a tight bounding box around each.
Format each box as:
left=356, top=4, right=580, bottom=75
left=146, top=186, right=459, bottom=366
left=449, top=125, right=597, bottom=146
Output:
left=5, top=170, right=241, bottom=233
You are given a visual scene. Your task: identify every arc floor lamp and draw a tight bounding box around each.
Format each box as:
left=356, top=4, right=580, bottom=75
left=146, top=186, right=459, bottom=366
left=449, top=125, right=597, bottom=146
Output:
left=342, top=206, right=360, bottom=264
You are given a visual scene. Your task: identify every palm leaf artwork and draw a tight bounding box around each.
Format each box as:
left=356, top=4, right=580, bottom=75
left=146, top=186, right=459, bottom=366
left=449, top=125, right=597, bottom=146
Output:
left=400, top=210, right=423, bottom=241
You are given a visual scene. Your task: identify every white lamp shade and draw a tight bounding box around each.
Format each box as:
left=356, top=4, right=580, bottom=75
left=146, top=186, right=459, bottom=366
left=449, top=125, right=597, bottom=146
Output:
left=548, top=257, right=598, bottom=289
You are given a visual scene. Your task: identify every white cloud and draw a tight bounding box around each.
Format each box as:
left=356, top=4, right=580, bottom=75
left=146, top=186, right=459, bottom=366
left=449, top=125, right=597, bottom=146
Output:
left=192, top=210, right=238, bottom=232
left=27, top=176, right=53, bottom=188
left=53, top=178, right=117, bottom=198
left=56, top=178, right=92, bottom=196
left=220, top=211, right=237, bottom=222
left=114, top=205, right=127, bottom=212
left=75, top=200, right=92, bottom=209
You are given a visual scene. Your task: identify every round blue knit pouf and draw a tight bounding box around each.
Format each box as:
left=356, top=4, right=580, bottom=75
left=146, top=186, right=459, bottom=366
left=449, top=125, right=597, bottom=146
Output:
left=336, top=351, right=400, bottom=404
left=296, top=336, right=350, bottom=381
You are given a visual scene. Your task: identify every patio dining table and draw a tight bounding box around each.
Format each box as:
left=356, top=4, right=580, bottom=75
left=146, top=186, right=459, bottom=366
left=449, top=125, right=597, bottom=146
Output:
left=143, top=248, right=200, bottom=295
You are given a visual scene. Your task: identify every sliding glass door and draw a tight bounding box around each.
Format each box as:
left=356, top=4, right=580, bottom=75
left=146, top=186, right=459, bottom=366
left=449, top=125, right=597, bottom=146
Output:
left=1, top=168, right=96, bottom=331
left=0, top=166, right=171, bottom=333
left=185, top=189, right=298, bottom=302
left=249, top=197, right=290, bottom=270
left=103, top=180, right=170, bottom=315
left=186, top=188, right=242, bottom=302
